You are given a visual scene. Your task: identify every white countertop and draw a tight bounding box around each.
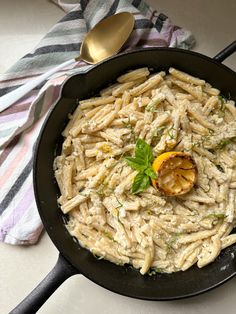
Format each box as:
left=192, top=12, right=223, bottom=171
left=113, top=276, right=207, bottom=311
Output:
left=0, top=0, right=235, bottom=313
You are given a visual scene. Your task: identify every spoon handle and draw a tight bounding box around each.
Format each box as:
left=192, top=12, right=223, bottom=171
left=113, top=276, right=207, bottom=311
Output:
left=0, top=58, right=77, bottom=113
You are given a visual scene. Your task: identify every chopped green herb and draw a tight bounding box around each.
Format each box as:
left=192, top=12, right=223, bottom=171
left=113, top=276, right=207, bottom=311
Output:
left=204, top=134, right=213, bottom=146
left=218, top=95, right=227, bottom=104
left=96, top=190, right=104, bottom=196
left=190, top=130, right=215, bottom=151
left=166, top=233, right=182, bottom=251
left=116, top=211, right=125, bottom=227
left=119, top=165, right=125, bottom=174
left=109, top=160, right=120, bottom=169
left=103, top=231, right=114, bottom=240
left=218, top=95, right=227, bottom=117
left=97, top=182, right=108, bottom=196
left=130, top=128, right=137, bottom=143
left=146, top=104, right=155, bottom=112
left=151, top=126, right=166, bottom=141
left=108, top=188, right=115, bottom=195
left=146, top=93, right=165, bottom=112
left=205, top=213, right=226, bottom=219
left=167, top=125, right=175, bottom=140
left=191, top=141, right=201, bottom=150
left=166, top=239, right=175, bottom=251
left=114, top=194, right=123, bottom=208
left=216, top=139, right=232, bottom=150
left=147, top=268, right=163, bottom=276
left=146, top=97, right=162, bottom=112
left=122, top=117, right=137, bottom=143
left=122, top=117, right=129, bottom=127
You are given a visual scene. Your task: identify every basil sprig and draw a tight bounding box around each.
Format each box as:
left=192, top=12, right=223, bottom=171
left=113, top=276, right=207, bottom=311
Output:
left=125, top=139, right=157, bottom=194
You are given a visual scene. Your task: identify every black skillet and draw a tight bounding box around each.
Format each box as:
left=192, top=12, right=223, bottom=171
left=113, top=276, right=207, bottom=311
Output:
left=11, top=41, right=236, bottom=314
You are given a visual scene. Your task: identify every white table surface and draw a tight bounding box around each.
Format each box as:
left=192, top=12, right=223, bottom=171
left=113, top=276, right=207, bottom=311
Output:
left=0, top=0, right=235, bottom=313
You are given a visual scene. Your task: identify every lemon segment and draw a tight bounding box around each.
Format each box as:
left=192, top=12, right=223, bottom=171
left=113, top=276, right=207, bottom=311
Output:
left=152, top=152, right=197, bottom=196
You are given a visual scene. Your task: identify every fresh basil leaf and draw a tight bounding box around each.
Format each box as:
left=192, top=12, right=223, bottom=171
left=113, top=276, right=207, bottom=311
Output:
left=131, top=172, right=150, bottom=194
left=125, top=139, right=156, bottom=194
left=135, top=138, right=154, bottom=165
left=135, top=139, right=147, bottom=162
left=145, top=167, right=157, bottom=179
left=124, top=156, right=147, bottom=171
left=145, top=150, right=154, bottom=165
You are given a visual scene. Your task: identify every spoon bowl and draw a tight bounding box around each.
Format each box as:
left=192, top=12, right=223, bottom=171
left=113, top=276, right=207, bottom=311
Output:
left=0, top=12, right=135, bottom=112
left=79, top=12, right=135, bottom=64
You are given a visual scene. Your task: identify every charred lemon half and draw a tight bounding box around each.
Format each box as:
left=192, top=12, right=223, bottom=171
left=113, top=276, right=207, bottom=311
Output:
left=152, top=152, right=197, bottom=196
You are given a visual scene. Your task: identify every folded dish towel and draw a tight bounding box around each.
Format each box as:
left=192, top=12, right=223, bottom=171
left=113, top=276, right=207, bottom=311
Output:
left=0, top=0, right=195, bottom=245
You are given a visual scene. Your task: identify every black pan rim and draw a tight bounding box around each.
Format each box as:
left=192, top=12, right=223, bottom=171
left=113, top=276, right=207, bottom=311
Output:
left=50, top=47, right=236, bottom=104
left=33, top=46, right=236, bottom=301
left=76, top=270, right=236, bottom=301
left=75, top=46, right=236, bottom=77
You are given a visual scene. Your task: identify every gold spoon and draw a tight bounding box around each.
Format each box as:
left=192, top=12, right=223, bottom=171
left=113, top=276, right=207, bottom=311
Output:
left=0, top=12, right=134, bottom=112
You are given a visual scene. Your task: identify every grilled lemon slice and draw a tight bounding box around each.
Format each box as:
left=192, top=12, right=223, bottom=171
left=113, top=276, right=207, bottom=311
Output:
left=152, top=151, right=197, bottom=196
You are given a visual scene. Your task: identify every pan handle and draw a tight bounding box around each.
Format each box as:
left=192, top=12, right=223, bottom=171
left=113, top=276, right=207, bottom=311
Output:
left=9, top=253, right=78, bottom=314
left=213, top=40, right=236, bottom=62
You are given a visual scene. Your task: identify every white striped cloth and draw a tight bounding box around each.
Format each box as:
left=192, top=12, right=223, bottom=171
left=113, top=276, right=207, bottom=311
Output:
left=0, top=0, right=195, bottom=245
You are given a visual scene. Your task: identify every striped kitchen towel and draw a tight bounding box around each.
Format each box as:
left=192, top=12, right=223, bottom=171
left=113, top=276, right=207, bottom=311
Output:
left=0, top=0, right=195, bottom=245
